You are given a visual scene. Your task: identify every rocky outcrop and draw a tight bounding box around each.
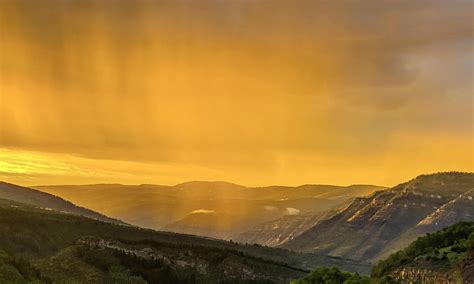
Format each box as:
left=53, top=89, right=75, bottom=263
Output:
left=234, top=212, right=325, bottom=246
left=391, top=267, right=456, bottom=283
left=76, top=237, right=307, bottom=282
left=282, top=172, right=474, bottom=261
left=78, top=237, right=172, bottom=265
left=78, top=237, right=213, bottom=275
left=235, top=199, right=355, bottom=247
left=459, top=251, right=474, bottom=284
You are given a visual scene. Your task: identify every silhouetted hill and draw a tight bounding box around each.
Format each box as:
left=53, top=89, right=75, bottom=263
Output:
left=282, top=172, right=474, bottom=261
left=0, top=181, right=125, bottom=225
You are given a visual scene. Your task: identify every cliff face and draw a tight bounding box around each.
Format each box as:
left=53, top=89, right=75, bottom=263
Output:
left=459, top=250, right=474, bottom=284
left=416, top=189, right=474, bottom=229
left=391, top=267, right=456, bottom=284
left=370, top=222, right=474, bottom=284
left=235, top=198, right=357, bottom=247
left=391, top=257, right=474, bottom=284
left=233, top=213, right=321, bottom=246
left=282, top=172, right=474, bottom=261
left=75, top=237, right=307, bottom=283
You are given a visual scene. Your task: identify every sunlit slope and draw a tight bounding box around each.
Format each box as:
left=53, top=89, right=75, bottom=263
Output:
left=282, top=172, right=474, bottom=262
left=34, top=182, right=384, bottom=239
left=234, top=199, right=355, bottom=246
left=0, top=181, right=124, bottom=225
left=235, top=212, right=328, bottom=247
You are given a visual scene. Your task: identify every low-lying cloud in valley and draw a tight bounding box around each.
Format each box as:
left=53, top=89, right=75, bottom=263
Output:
left=285, top=208, right=301, bottom=216
left=190, top=209, right=217, bottom=215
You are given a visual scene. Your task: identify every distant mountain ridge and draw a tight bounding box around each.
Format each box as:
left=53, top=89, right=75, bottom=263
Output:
left=0, top=181, right=125, bottom=225
left=36, top=181, right=383, bottom=200
left=281, top=172, right=474, bottom=262
left=34, top=182, right=384, bottom=239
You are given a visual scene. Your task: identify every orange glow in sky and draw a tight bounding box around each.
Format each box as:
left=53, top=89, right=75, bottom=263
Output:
left=0, top=0, right=472, bottom=186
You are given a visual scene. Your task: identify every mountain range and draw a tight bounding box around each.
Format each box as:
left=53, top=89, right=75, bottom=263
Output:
left=281, top=172, right=474, bottom=262
left=6, top=172, right=473, bottom=264
left=0, top=172, right=472, bottom=283
left=33, top=182, right=384, bottom=239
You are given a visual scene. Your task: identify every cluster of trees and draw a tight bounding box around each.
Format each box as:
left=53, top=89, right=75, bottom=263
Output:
left=293, top=222, right=473, bottom=284
left=371, top=221, right=474, bottom=278
left=77, top=239, right=308, bottom=283
left=0, top=249, right=49, bottom=283
left=290, top=267, right=370, bottom=284
left=118, top=238, right=307, bottom=273
left=0, top=201, right=312, bottom=283
left=77, top=245, right=195, bottom=284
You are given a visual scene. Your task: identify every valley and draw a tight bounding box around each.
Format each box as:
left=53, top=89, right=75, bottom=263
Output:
left=0, top=198, right=370, bottom=283
left=0, top=172, right=472, bottom=283
left=33, top=182, right=383, bottom=240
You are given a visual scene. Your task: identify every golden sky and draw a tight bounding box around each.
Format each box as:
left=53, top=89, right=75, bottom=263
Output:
left=0, top=0, right=473, bottom=187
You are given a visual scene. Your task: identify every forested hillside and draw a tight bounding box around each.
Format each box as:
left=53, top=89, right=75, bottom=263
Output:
left=0, top=198, right=370, bottom=283
left=291, top=221, right=474, bottom=284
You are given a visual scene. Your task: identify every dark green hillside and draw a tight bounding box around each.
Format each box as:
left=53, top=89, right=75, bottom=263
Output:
left=371, top=221, right=474, bottom=282
left=291, top=222, right=474, bottom=284
left=0, top=199, right=369, bottom=283
left=0, top=249, right=43, bottom=283
left=290, top=267, right=370, bottom=284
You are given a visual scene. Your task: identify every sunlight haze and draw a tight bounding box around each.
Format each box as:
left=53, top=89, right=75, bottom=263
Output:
left=1, top=0, right=472, bottom=186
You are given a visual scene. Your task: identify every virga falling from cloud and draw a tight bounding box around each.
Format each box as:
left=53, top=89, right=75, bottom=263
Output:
left=0, top=0, right=472, bottom=186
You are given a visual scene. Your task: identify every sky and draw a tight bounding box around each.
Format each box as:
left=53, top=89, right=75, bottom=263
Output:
left=0, top=0, right=472, bottom=187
